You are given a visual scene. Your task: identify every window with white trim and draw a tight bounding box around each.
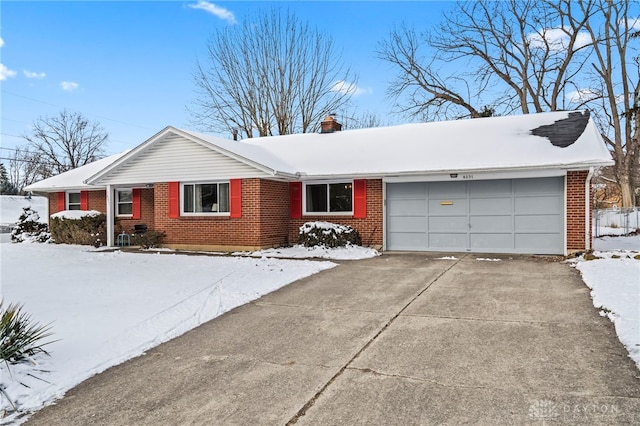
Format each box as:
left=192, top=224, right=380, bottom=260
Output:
left=116, top=189, right=133, bottom=216
left=182, top=182, right=230, bottom=214
left=304, top=182, right=353, bottom=214
left=67, top=192, right=81, bottom=210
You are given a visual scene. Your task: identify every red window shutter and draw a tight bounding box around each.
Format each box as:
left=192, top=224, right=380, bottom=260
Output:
left=290, top=182, right=302, bottom=218
left=132, top=189, right=141, bottom=220
left=57, top=192, right=66, bottom=212
left=80, top=191, right=89, bottom=210
left=168, top=182, right=180, bottom=219
left=353, top=179, right=367, bottom=218
left=230, top=179, right=242, bottom=218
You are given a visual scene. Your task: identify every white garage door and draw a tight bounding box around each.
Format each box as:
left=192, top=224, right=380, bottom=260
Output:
left=386, top=177, right=564, bottom=254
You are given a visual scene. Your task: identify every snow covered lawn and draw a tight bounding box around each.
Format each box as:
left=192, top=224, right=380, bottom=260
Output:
left=0, top=242, right=336, bottom=421
left=235, top=244, right=380, bottom=260
left=572, top=234, right=640, bottom=371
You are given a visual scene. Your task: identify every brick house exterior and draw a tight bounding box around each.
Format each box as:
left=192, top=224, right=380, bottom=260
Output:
left=44, top=172, right=592, bottom=254
left=31, top=111, right=612, bottom=255
left=566, top=170, right=591, bottom=251
left=46, top=178, right=385, bottom=251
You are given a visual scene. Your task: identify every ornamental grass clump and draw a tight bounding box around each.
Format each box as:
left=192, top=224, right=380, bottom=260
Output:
left=0, top=300, right=54, bottom=366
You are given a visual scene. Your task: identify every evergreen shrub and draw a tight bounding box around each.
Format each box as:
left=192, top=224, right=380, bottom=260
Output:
left=50, top=212, right=106, bottom=247
left=297, top=221, right=362, bottom=248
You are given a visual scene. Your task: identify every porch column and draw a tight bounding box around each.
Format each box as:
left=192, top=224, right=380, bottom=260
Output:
left=106, top=184, right=114, bottom=247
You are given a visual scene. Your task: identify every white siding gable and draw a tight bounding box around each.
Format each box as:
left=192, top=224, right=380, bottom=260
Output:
left=94, top=134, right=271, bottom=185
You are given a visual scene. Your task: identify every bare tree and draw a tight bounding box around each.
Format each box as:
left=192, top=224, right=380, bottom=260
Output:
left=23, top=110, right=108, bottom=175
left=337, top=110, right=387, bottom=130
left=191, top=9, right=356, bottom=138
left=7, top=147, right=51, bottom=192
left=378, top=0, right=594, bottom=121
left=578, top=0, right=640, bottom=207
left=379, top=0, right=640, bottom=206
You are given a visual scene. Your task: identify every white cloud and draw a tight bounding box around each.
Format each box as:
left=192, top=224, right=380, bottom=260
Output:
left=623, top=17, right=640, bottom=31
left=0, top=63, right=17, bottom=80
left=527, top=28, right=591, bottom=51
left=565, top=88, right=599, bottom=103
left=330, top=80, right=372, bottom=97
left=0, top=37, right=4, bottom=48
left=24, top=70, right=46, bottom=79
left=60, top=81, right=79, bottom=91
left=188, top=1, right=236, bottom=24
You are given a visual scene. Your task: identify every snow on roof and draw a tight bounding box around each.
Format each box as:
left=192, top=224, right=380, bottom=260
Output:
left=24, top=151, right=130, bottom=192
left=30, top=111, right=614, bottom=191
left=174, top=111, right=612, bottom=179
left=226, top=110, right=612, bottom=177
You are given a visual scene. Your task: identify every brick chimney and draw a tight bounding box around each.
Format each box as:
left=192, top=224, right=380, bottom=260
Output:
left=320, top=115, right=342, bottom=133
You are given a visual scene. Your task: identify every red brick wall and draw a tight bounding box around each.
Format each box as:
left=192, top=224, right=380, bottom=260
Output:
left=47, top=190, right=107, bottom=218
left=88, top=190, right=107, bottom=212
left=289, top=179, right=384, bottom=247
left=154, top=179, right=267, bottom=248
left=566, top=170, right=590, bottom=251
left=258, top=180, right=290, bottom=247
left=48, top=194, right=58, bottom=219
left=47, top=189, right=156, bottom=234
left=117, top=188, right=155, bottom=233
left=152, top=178, right=383, bottom=249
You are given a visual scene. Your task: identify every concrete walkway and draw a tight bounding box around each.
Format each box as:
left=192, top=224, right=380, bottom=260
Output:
left=26, top=254, right=640, bottom=425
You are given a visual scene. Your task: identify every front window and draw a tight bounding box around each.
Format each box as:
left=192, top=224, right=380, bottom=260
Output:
left=67, top=192, right=81, bottom=210
left=182, top=183, right=229, bottom=214
left=116, top=189, right=132, bottom=216
left=305, top=182, right=353, bottom=214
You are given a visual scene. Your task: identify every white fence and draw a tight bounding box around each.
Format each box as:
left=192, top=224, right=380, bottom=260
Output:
left=593, top=208, right=640, bottom=237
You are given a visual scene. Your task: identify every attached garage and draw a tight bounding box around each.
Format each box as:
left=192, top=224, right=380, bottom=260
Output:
left=386, top=177, right=565, bottom=254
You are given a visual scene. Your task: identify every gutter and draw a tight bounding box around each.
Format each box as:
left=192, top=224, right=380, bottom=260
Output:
left=298, top=162, right=613, bottom=181
left=23, top=185, right=105, bottom=192
left=585, top=166, right=595, bottom=251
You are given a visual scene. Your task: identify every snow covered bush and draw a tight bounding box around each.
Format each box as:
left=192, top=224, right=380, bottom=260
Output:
left=297, top=221, right=362, bottom=248
left=50, top=210, right=106, bottom=247
left=10, top=207, right=50, bottom=243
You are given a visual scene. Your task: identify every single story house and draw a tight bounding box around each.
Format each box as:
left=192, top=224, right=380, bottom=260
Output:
left=25, top=110, right=613, bottom=255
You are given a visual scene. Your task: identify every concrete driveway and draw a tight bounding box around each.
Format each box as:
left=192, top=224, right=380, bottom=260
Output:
left=26, top=254, right=640, bottom=425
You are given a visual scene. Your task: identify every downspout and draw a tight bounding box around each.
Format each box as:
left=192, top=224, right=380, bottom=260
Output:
left=585, top=167, right=595, bottom=251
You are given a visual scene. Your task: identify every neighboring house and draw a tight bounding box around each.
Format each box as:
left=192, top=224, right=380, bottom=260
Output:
left=25, top=111, right=613, bottom=255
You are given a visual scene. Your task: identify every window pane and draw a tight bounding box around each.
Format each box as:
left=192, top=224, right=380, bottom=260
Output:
left=218, top=183, right=229, bottom=212
left=329, top=183, right=352, bottom=212
left=183, top=183, right=230, bottom=214
left=199, top=184, right=217, bottom=212
left=118, top=191, right=132, bottom=203
left=68, top=204, right=81, bottom=210
left=118, top=203, right=132, bottom=215
left=306, top=184, right=327, bottom=212
left=183, top=185, right=194, bottom=213
left=68, top=193, right=81, bottom=203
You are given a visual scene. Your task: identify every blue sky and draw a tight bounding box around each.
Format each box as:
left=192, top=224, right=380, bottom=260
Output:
left=1, top=1, right=452, bottom=156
